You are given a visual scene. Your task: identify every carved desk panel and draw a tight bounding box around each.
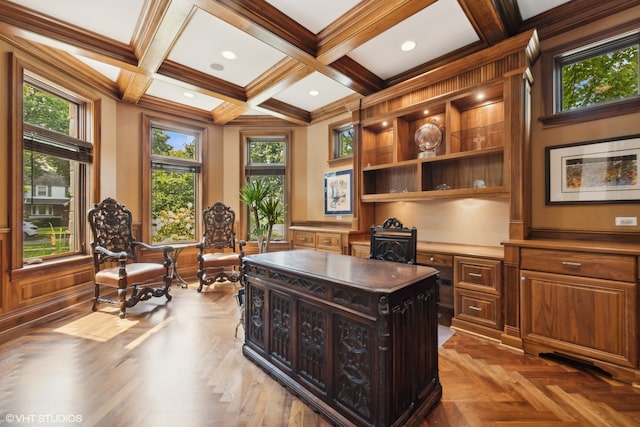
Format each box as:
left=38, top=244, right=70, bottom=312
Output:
left=242, top=249, right=441, bottom=426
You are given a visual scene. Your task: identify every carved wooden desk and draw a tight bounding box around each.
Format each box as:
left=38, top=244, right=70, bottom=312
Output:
left=242, top=249, right=441, bottom=426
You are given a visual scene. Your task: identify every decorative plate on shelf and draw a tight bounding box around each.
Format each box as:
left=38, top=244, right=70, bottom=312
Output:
left=415, top=122, right=442, bottom=156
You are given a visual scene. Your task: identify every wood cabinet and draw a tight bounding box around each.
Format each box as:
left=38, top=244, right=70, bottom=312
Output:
left=451, top=256, right=503, bottom=339
left=290, top=226, right=364, bottom=255
left=361, top=84, right=507, bottom=202
left=242, top=250, right=441, bottom=426
left=510, top=241, right=640, bottom=384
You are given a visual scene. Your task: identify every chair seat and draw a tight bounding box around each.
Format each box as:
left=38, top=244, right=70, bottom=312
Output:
left=96, top=262, right=167, bottom=287
left=201, top=252, right=241, bottom=268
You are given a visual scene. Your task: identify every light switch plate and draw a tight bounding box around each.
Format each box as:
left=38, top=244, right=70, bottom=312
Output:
left=615, top=217, right=637, bottom=226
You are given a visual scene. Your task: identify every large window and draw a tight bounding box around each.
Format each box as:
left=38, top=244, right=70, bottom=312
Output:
left=144, top=118, right=203, bottom=244
left=242, top=133, right=289, bottom=241
left=21, top=75, right=91, bottom=262
left=554, top=31, right=639, bottom=113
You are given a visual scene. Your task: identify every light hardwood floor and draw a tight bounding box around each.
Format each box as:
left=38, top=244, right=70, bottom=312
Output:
left=0, top=281, right=638, bottom=426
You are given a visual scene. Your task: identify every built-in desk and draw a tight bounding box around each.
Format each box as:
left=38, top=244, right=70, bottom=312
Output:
left=242, top=249, right=441, bottom=426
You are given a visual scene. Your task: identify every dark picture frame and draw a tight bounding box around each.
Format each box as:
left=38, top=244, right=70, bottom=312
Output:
left=324, top=169, right=353, bottom=215
left=545, top=134, right=640, bottom=204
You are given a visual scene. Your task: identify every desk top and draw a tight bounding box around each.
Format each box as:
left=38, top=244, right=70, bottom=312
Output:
left=244, top=249, right=438, bottom=293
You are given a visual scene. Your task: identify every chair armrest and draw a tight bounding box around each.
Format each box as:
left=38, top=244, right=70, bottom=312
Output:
left=133, top=241, right=173, bottom=266
left=94, top=245, right=129, bottom=262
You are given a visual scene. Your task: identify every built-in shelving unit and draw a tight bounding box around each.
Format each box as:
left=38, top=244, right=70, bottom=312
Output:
left=360, top=83, right=508, bottom=202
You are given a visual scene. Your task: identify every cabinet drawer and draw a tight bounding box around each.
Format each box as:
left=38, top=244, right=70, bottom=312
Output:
left=316, top=232, right=342, bottom=252
left=455, top=289, right=500, bottom=328
left=521, top=248, right=636, bottom=282
left=455, top=256, right=501, bottom=293
left=293, top=231, right=316, bottom=248
left=417, top=252, right=453, bottom=268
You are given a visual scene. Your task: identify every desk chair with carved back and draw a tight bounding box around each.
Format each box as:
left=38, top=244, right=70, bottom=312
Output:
left=196, top=201, right=245, bottom=293
left=87, top=197, right=173, bottom=318
left=368, top=217, right=417, bottom=265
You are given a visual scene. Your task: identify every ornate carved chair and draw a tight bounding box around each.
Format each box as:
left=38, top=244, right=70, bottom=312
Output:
left=87, top=197, right=173, bottom=318
left=368, top=217, right=417, bottom=264
left=196, top=201, right=245, bottom=293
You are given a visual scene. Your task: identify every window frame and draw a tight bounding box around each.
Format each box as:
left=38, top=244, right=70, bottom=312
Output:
left=541, top=23, right=640, bottom=126
left=10, top=53, right=96, bottom=270
left=328, top=119, right=355, bottom=167
left=239, top=130, right=291, bottom=243
left=141, top=114, right=206, bottom=244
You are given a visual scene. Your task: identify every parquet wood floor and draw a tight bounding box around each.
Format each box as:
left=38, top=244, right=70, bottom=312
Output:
left=0, top=282, right=638, bottom=426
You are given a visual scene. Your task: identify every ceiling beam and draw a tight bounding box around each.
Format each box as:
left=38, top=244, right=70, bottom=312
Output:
left=458, top=0, right=509, bottom=45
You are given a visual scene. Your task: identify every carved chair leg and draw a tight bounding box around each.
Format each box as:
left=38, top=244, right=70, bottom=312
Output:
left=117, top=286, right=127, bottom=318
left=92, top=283, right=100, bottom=312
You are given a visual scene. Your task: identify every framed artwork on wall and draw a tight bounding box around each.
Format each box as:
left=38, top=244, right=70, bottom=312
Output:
left=324, top=169, right=353, bottom=215
left=546, top=134, right=640, bottom=204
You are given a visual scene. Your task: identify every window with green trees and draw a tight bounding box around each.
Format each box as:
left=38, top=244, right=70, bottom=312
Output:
left=557, top=32, right=639, bottom=112
left=244, top=136, right=287, bottom=241
left=149, top=123, right=201, bottom=243
left=22, top=75, right=91, bottom=261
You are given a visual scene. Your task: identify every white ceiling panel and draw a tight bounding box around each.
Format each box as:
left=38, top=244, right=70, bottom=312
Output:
left=265, top=0, right=361, bottom=34
left=517, top=0, right=572, bottom=20
left=272, top=72, right=356, bottom=111
left=347, top=0, right=479, bottom=80
left=167, top=8, right=288, bottom=87
left=7, top=0, right=143, bottom=43
left=73, top=55, right=121, bottom=82
left=146, top=79, right=224, bottom=111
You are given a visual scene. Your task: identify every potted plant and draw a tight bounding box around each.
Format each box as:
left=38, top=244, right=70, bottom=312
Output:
left=239, top=178, right=285, bottom=253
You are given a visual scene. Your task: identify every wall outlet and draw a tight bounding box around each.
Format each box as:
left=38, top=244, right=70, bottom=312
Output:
left=615, top=216, right=637, bottom=226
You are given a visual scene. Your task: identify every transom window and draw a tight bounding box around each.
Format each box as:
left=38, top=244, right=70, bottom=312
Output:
left=555, top=31, right=639, bottom=112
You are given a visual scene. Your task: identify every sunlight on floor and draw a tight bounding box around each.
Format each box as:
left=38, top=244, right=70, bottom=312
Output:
left=54, top=307, right=139, bottom=342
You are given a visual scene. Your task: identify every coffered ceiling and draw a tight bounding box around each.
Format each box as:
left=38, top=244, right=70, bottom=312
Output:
left=0, top=0, right=631, bottom=126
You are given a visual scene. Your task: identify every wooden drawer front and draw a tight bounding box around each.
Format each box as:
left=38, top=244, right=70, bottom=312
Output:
left=351, top=243, right=369, bottom=259
left=316, top=232, right=342, bottom=252
left=417, top=252, right=453, bottom=268
left=521, top=248, right=636, bottom=282
left=293, top=231, right=316, bottom=248
left=455, top=289, right=500, bottom=328
left=455, top=257, right=501, bottom=292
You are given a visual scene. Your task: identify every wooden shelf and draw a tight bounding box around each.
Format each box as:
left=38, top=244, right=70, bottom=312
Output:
left=360, top=84, right=507, bottom=201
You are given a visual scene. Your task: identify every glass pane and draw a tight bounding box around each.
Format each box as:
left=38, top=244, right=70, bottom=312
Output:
left=23, top=82, right=80, bottom=260
left=151, top=128, right=197, bottom=160
left=23, top=84, right=73, bottom=135
left=246, top=175, right=285, bottom=241
left=248, top=140, right=285, bottom=164
left=151, top=169, right=196, bottom=243
left=334, top=126, right=354, bottom=158
left=23, top=154, right=78, bottom=259
left=562, top=44, right=639, bottom=110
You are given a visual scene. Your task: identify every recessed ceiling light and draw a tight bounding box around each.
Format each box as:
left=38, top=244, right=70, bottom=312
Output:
left=309, top=90, right=319, bottom=96
left=183, top=92, right=194, bottom=98
left=477, top=93, right=485, bottom=100
left=210, top=63, right=224, bottom=71
left=221, top=50, right=237, bottom=60
left=382, top=121, right=388, bottom=127
left=401, top=40, right=416, bottom=52
left=423, top=109, right=429, bottom=115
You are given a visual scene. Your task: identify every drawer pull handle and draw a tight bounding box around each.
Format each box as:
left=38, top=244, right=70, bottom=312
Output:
left=468, top=273, right=482, bottom=278
left=323, top=239, right=331, bottom=243
left=300, top=237, right=306, bottom=241
left=468, top=305, right=482, bottom=311
left=562, top=261, right=582, bottom=268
